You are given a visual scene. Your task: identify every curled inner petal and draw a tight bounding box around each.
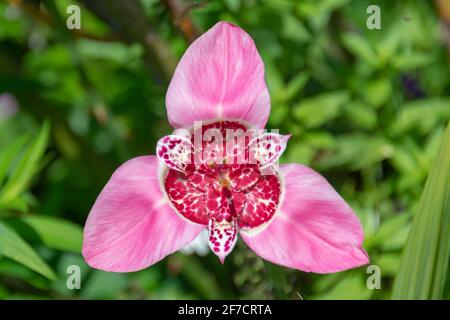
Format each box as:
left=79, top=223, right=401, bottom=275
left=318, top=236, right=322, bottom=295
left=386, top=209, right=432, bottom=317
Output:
left=156, top=135, right=193, bottom=172
left=248, top=133, right=291, bottom=169
left=238, top=174, right=281, bottom=229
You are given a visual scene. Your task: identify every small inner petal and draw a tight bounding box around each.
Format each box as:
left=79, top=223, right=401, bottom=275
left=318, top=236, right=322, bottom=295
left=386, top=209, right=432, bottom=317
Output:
left=165, top=170, right=208, bottom=224
left=238, top=174, right=280, bottom=229
left=227, top=164, right=260, bottom=191
left=185, top=163, right=218, bottom=191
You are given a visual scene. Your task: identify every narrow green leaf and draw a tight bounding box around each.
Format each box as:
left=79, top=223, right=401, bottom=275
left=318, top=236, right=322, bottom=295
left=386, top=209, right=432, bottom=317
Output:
left=0, top=135, right=29, bottom=185
left=0, top=197, right=28, bottom=213
left=21, top=215, right=83, bottom=253
left=392, top=122, right=450, bottom=299
left=0, top=121, right=50, bottom=203
left=0, top=221, right=56, bottom=280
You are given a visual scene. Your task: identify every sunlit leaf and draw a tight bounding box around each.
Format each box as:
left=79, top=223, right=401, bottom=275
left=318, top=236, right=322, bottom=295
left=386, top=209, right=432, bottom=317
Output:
left=21, top=215, right=83, bottom=253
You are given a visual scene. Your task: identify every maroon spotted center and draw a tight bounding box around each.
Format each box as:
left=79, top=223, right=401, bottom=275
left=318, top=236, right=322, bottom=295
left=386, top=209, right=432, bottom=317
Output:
left=164, top=122, right=281, bottom=230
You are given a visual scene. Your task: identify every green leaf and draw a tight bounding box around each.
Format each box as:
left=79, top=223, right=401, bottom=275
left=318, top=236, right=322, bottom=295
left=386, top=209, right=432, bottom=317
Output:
left=0, top=121, right=50, bottom=203
left=312, top=274, right=373, bottom=300
left=317, top=134, right=394, bottom=170
left=341, top=33, right=379, bottom=66
left=343, top=101, right=377, bottom=130
left=367, top=214, right=411, bottom=250
left=0, top=197, right=28, bottom=213
left=80, top=271, right=128, bottom=299
left=392, top=122, right=450, bottom=299
left=392, top=52, right=434, bottom=71
left=297, top=0, right=350, bottom=17
left=0, top=221, right=56, bottom=280
left=76, top=39, right=142, bottom=65
left=264, top=261, right=288, bottom=299
left=0, top=258, right=51, bottom=290
left=0, top=135, right=29, bottom=186
left=173, top=254, right=221, bottom=299
left=362, top=78, right=392, bottom=108
left=21, top=215, right=83, bottom=253
left=392, top=99, right=450, bottom=135
left=293, top=91, right=349, bottom=128
left=375, top=253, right=401, bottom=277
left=375, top=21, right=405, bottom=62
left=273, top=72, right=310, bottom=104
left=281, top=14, right=310, bottom=43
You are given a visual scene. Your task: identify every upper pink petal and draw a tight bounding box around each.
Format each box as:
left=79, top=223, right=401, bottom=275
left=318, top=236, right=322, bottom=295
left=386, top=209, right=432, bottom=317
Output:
left=166, top=21, right=270, bottom=129
left=82, top=156, right=203, bottom=272
left=240, top=164, right=369, bottom=273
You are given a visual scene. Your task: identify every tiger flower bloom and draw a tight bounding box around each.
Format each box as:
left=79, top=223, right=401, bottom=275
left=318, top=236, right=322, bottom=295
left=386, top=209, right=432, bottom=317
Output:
left=82, top=22, right=369, bottom=273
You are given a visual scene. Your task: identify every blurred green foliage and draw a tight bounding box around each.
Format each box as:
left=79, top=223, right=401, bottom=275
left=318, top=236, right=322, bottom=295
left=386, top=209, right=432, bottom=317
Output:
left=0, top=0, right=449, bottom=299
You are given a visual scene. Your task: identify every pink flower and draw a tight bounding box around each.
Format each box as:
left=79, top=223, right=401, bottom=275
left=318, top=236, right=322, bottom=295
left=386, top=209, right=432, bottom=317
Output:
left=82, top=22, right=369, bottom=273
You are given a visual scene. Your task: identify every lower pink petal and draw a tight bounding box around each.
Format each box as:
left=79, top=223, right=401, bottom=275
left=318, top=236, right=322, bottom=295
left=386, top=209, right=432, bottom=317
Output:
left=82, top=156, right=203, bottom=272
left=240, top=164, right=369, bottom=273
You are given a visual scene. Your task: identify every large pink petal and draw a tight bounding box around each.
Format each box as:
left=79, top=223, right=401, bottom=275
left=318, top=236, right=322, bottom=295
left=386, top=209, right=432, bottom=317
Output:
left=82, top=156, right=203, bottom=272
left=166, top=21, right=270, bottom=129
left=240, top=164, right=369, bottom=273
